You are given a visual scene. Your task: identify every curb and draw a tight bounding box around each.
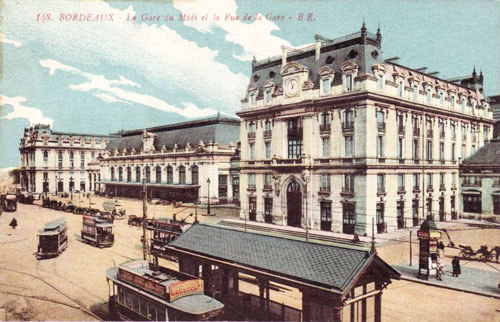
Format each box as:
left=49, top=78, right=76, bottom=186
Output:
left=400, top=276, right=500, bottom=299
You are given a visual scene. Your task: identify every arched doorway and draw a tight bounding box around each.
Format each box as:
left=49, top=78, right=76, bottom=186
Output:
left=287, top=180, right=302, bottom=227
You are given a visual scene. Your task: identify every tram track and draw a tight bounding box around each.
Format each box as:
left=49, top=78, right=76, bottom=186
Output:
left=0, top=266, right=101, bottom=320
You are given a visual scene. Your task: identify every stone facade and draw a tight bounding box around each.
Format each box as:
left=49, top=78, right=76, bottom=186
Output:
left=98, top=116, right=240, bottom=204
left=19, top=124, right=113, bottom=194
left=237, top=25, right=495, bottom=236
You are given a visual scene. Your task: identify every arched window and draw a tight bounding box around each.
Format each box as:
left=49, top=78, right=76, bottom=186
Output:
left=191, top=165, right=199, bottom=185
left=110, top=167, right=115, bottom=181
left=167, top=166, right=173, bottom=184
left=287, top=180, right=301, bottom=192
left=155, top=165, right=162, bottom=183
left=43, top=151, right=49, bottom=163
left=179, top=166, right=186, bottom=184
left=136, top=166, right=141, bottom=182
left=145, top=166, right=151, bottom=183
left=118, top=167, right=123, bottom=182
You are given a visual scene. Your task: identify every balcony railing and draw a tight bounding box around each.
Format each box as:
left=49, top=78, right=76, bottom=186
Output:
left=341, top=188, right=354, bottom=195
left=413, top=128, right=420, bottom=136
left=426, top=130, right=433, bottom=138
left=452, top=133, right=456, bottom=140
left=439, top=184, right=446, bottom=191
left=398, top=187, right=406, bottom=194
left=320, top=124, right=330, bottom=133
left=263, top=130, right=272, bottom=138
left=319, top=187, right=331, bottom=193
left=413, top=186, right=420, bottom=193
left=342, top=122, right=354, bottom=131
left=398, top=126, right=405, bottom=135
left=377, top=123, right=385, bottom=132
left=248, top=132, right=256, bottom=139
left=288, top=127, right=303, bottom=137
left=263, top=184, right=272, bottom=191
left=440, top=131, right=445, bottom=139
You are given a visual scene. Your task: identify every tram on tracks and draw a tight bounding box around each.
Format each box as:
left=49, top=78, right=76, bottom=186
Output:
left=147, top=217, right=192, bottom=254
left=81, top=215, right=114, bottom=247
left=106, top=259, right=224, bottom=321
left=37, top=218, right=68, bottom=258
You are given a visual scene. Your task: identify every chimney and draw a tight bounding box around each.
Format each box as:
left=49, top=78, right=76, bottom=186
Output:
left=281, top=45, right=288, bottom=67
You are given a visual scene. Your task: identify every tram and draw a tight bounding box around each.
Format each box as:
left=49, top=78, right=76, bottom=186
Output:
left=81, top=215, right=114, bottom=247
left=1, top=193, right=17, bottom=212
left=106, top=259, right=224, bottom=321
left=37, top=218, right=68, bottom=258
left=147, top=218, right=192, bottom=253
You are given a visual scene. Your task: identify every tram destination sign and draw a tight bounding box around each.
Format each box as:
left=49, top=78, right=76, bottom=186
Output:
left=168, top=279, right=204, bottom=302
left=118, top=268, right=166, bottom=297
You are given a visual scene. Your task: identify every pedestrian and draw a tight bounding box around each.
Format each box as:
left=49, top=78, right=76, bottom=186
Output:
left=436, top=249, right=444, bottom=280
left=9, top=217, right=17, bottom=229
left=452, top=256, right=461, bottom=277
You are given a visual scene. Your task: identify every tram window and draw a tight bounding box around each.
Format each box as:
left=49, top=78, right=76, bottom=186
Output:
left=125, top=291, right=133, bottom=308
left=118, top=287, right=124, bottom=304
left=139, top=297, right=147, bottom=317
left=133, top=295, right=140, bottom=312
left=198, top=265, right=203, bottom=277
left=157, top=307, right=166, bottom=321
left=147, top=302, right=157, bottom=321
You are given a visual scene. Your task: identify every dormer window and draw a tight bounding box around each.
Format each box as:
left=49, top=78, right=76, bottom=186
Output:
left=250, top=92, right=256, bottom=105
left=426, top=88, right=432, bottom=104
left=265, top=89, right=272, bottom=104
left=345, top=74, right=352, bottom=92
left=377, top=74, right=384, bottom=92
left=412, top=85, right=418, bottom=102
left=321, top=77, right=331, bottom=95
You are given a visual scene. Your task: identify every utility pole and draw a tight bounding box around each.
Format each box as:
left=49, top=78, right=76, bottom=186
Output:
left=142, top=176, right=148, bottom=261
left=409, top=230, right=413, bottom=266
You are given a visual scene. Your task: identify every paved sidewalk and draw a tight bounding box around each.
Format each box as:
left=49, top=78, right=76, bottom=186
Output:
left=394, top=264, right=500, bottom=298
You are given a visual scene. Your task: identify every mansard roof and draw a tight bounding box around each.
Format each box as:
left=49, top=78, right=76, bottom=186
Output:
left=106, top=115, right=240, bottom=152
left=461, top=138, right=500, bottom=167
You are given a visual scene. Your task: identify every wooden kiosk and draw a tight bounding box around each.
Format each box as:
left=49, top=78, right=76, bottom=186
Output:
left=417, top=216, right=442, bottom=280
left=158, top=224, right=400, bottom=322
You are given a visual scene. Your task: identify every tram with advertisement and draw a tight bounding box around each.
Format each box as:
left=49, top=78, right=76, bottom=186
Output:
left=81, top=216, right=114, bottom=247
left=37, top=218, right=68, bottom=258
left=106, top=259, right=224, bottom=321
left=147, top=217, right=192, bottom=254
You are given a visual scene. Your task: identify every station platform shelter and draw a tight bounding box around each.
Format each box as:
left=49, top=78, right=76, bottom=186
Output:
left=101, top=181, right=200, bottom=203
left=157, top=224, right=400, bottom=322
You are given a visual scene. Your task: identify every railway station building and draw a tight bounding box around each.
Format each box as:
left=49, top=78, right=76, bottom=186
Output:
left=98, top=115, right=241, bottom=204
left=237, top=24, right=495, bottom=236
left=18, top=124, right=113, bottom=194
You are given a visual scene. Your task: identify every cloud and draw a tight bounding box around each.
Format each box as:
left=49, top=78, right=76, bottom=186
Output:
left=173, top=0, right=292, bottom=61
left=41, top=59, right=218, bottom=118
left=0, top=95, right=54, bottom=126
left=0, top=32, right=22, bottom=47
left=3, top=0, right=248, bottom=113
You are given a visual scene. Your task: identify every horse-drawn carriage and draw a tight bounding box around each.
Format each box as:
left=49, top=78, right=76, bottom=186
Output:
left=459, top=244, right=499, bottom=262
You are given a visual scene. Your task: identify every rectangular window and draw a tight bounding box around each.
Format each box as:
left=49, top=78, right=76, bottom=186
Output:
left=345, top=136, right=353, bottom=157
left=250, top=93, right=256, bottom=105
left=344, top=174, right=354, bottom=192
left=321, top=202, right=332, bottom=231
left=167, top=167, right=173, bottom=184
left=248, top=173, right=255, bottom=188
left=377, top=136, right=384, bottom=158
left=412, top=85, right=418, bottom=101
left=412, top=199, right=419, bottom=226
left=265, top=142, right=271, bottom=159
left=426, top=89, right=431, bottom=104
left=342, top=203, right=356, bottom=234
left=452, top=173, right=457, bottom=187
left=398, top=174, right=405, bottom=191
left=427, top=173, right=433, bottom=188
left=439, top=91, right=444, bottom=106
left=461, top=144, right=466, bottom=160
left=320, top=173, right=331, bottom=192
left=427, top=140, right=433, bottom=160
left=249, top=143, right=255, bottom=160
left=322, top=137, right=329, bottom=157
left=264, top=198, right=273, bottom=217
left=376, top=111, right=385, bottom=129
left=398, top=138, right=404, bottom=159
left=377, top=174, right=385, bottom=192
left=288, top=139, right=302, bottom=159
left=413, top=139, right=419, bottom=160
left=345, top=74, right=352, bottom=91
left=451, top=143, right=456, bottom=161
left=265, top=89, right=272, bottom=103
left=377, top=74, right=384, bottom=91
left=461, top=98, right=466, bottom=113
left=218, top=174, right=228, bottom=200
left=413, top=174, right=420, bottom=190
left=232, top=176, right=239, bottom=201
left=376, top=203, right=385, bottom=224
left=439, top=142, right=444, bottom=161
left=440, top=173, right=445, bottom=186
left=322, top=78, right=330, bottom=94
left=127, top=167, right=131, bottom=182
left=264, top=173, right=272, bottom=189
left=399, top=81, right=404, bottom=97
left=80, top=152, right=85, bottom=168
left=450, top=95, right=455, bottom=109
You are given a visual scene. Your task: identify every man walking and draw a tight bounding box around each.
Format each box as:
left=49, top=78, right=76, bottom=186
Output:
left=452, top=256, right=461, bottom=277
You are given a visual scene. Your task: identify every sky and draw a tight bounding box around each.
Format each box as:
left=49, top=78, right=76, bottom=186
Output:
left=1, top=0, right=499, bottom=168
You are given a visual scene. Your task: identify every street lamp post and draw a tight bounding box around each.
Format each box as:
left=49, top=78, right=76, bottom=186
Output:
left=207, top=178, right=211, bottom=215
